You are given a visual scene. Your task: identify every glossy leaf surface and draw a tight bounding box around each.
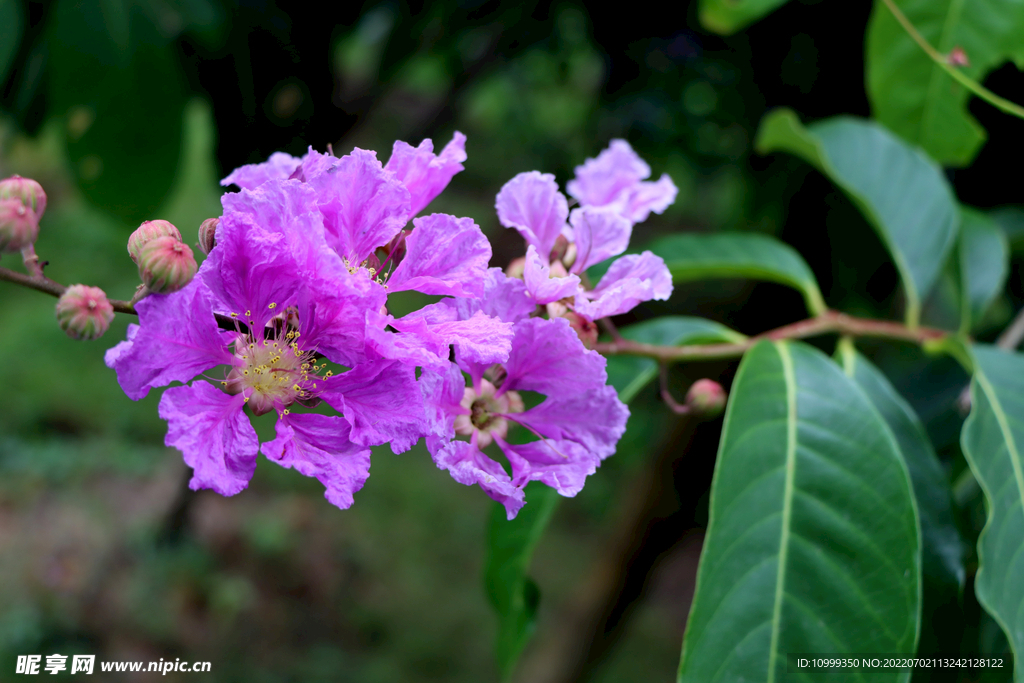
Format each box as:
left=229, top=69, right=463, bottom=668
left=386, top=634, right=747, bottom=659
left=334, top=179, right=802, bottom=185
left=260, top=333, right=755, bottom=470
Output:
left=697, top=0, right=793, bottom=34
left=958, top=208, right=1008, bottom=333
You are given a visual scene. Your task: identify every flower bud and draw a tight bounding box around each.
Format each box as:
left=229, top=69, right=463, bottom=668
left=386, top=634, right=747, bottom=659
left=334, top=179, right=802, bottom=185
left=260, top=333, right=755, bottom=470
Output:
left=128, top=219, right=182, bottom=264
left=505, top=256, right=526, bottom=279
left=56, top=285, right=115, bottom=340
left=549, top=234, right=570, bottom=263
left=198, top=217, right=219, bottom=255
left=684, top=379, right=727, bottom=419
left=563, top=311, right=598, bottom=349
left=0, top=175, right=47, bottom=219
left=138, top=236, right=197, bottom=293
left=0, top=198, right=39, bottom=253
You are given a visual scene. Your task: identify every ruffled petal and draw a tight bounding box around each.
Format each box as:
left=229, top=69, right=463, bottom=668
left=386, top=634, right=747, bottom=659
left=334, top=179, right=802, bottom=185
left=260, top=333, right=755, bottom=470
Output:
left=501, top=317, right=608, bottom=396
left=385, top=213, right=490, bottom=297
left=220, top=179, right=324, bottom=244
left=568, top=207, right=632, bottom=274
left=495, top=171, right=568, bottom=259
left=297, top=270, right=387, bottom=368
left=320, top=358, right=426, bottom=453
left=497, top=437, right=600, bottom=498
left=159, top=381, right=257, bottom=496
left=429, top=438, right=525, bottom=520
left=109, top=280, right=234, bottom=400
left=573, top=251, right=673, bottom=320
left=220, top=152, right=303, bottom=190
left=367, top=304, right=514, bottom=368
left=510, top=387, right=629, bottom=460
left=566, top=139, right=650, bottom=208
left=419, top=362, right=468, bottom=439
left=384, top=132, right=467, bottom=216
left=522, top=245, right=581, bottom=304
left=304, top=148, right=412, bottom=264
left=446, top=267, right=536, bottom=324
left=262, top=413, right=371, bottom=509
left=621, top=174, right=677, bottom=223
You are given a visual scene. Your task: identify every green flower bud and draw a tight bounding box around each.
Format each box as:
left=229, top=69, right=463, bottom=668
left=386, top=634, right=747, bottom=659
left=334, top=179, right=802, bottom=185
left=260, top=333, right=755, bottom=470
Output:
left=138, top=236, right=197, bottom=293
left=0, top=175, right=47, bottom=219
left=197, top=217, right=220, bottom=255
left=56, top=285, right=115, bottom=340
left=128, top=219, right=182, bottom=264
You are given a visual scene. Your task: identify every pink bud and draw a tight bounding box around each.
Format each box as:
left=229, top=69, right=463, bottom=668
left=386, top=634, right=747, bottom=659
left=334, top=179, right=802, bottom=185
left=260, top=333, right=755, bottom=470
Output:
left=56, top=285, right=115, bottom=340
left=0, top=175, right=47, bottom=219
left=128, top=219, right=182, bottom=264
left=138, top=236, right=197, bottom=293
left=198, top=217, right=219, bottom=255
left=684, top=379, right=727, bottom=419
left=0, top=198, right=39, bottom=253
left=947, top=46, right=970, bottom=67
left=563, top=311, right=598, bottom=349
left=505, top=256, right=526, bottom=279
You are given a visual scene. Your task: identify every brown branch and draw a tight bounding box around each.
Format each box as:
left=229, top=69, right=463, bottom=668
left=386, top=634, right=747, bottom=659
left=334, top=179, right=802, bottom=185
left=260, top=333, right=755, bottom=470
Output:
left=594, top=310, right=950, bottom=362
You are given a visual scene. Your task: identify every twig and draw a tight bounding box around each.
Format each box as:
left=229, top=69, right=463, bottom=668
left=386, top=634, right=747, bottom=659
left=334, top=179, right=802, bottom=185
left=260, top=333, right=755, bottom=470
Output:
left=880, top=0, right=1024, bottom=122
left=659, top=363, right=690, bottom=415
left=594, top=310, right=949, bottom=363
left=598, top=316, right=624, bottom=344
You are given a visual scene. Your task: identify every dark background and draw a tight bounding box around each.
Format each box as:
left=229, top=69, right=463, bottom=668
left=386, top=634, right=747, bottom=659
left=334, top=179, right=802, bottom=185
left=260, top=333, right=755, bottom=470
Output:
left=0, top=0, right=1021, bottom=680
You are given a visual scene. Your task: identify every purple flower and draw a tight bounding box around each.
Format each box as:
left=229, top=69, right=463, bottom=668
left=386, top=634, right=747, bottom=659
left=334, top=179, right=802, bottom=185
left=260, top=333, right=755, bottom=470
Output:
left=384, top=132, right=467, bottom=216
left=566, top=139, right=678, bottom=223
left=107, top=179, right=425, bottom=507
left=425, top=317, right=629, bottom=519
left=495, top=171, right=569, bottom=261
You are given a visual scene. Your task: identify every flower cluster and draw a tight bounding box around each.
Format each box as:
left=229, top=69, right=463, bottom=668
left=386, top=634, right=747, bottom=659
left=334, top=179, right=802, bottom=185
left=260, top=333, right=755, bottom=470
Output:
left=105, top=135, right=674, bottom=518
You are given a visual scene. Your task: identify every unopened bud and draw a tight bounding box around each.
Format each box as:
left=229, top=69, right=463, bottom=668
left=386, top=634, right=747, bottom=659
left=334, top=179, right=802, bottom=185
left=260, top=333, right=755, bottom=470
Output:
left=198, top=217, right=219, bottom=255
left=684, top=379, right=727, bottom=419
left=56, top=284, right=115, bottom=340
left=0, top=198, right=39, bottom=252
left=506, top=256, right=526, bottom=279
left=549, top=234, right=570, bottom=263
left=0, top=175, right=47, bottom=219
left=562, top=242, right=577, bottom=269
left=138, top=236, right=197, bottom=293
left=947, top=46, right=969, bottom=67
left=128, top=219, right=182, bottom=264
left=563, top=311, right=598, bottom=349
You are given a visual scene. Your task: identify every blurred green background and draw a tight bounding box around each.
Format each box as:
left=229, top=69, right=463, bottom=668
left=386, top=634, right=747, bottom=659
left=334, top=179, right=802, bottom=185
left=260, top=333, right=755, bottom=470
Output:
left=1, top=0, right=1022, bottom=680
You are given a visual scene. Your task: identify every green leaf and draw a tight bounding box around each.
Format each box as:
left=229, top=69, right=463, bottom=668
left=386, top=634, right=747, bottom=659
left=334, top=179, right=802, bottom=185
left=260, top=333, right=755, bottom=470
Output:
left=607, top=316, right=746, bottom=404
left=647, top=232, right=827, bottom=316
left=866, top=0, right=1024, bottom=167
left=958, top=207, right=1009, bottom=333
left=961, top=344, right=1024, bottom=676
left=0, top=0, right=23, bottom=84
left=484, top=482, right=559, bottom=680
left=841, top=347, right=965, bottom=589
left=756, top=109, right=958, bottom=326
left=697, top=0, right=793, bottom=34
left=678, top=340, right=921, bottom=682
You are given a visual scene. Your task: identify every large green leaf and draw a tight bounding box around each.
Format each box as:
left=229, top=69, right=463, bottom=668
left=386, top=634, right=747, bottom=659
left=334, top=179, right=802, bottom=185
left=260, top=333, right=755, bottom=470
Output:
left=961, top=344, right=1024, bottom=677
left=484, top=482, right=559, bottom=680
left=607, top=316, right=746, bottom=404
left=866, top=0, right=1024, bottom=167
left=647, top=232, right=826, bottom=316
left=958, top=207, right=1009, bottom=333
left=678, top=340, right=920, bottom=682
left=841, top=348, right=965, bottom=589
left=697, top=0, right=793, bottom=35
left=756, top=109, right=958, bottom=327
left=0, top=0, right=23, bottom=85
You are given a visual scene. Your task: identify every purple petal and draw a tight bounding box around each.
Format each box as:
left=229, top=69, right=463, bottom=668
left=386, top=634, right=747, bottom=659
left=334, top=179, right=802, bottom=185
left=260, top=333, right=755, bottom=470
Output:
left=384, top=132, right=467, bottom=216
left=320, top=359, right=426, bottom=453
left=574, top=251, right=673, bottom=320
left=566, top=139, right=650, bottom=208
left=510, top=387, right=629, bottom=460
left=430, top=438, right=525, bottom=520
left=568, top=207, right=632, bottom=273
left=220, top=179, right=324, bottom=243
left=502, top=317, right=608, bottom=396
left=297, top=272, right=387, bottom=368
left=262, top=413, right=371, bottom=509
left=420, top=362, right=468, bottom=439
left=447, top=268, right=536, bottom=324
left=621, top=174, right=678, bottom=223
left=305, top=148, right=412, bottom=264
left=497, top=437, right=600, bottom=498
left=367, top=305, right=513, bottom=368
left=159, top=381, right=257, bottom=496
left=495, top=171, right=568, bottom=259
left=220, top=152, right=303, bottom=190
left=522, top=245, right=581, bottom=304
left=386, top=213, right=490, bottom=297
left=109, top=280, right=234, bottom=400
left=365, top=309, right=450, bottom=369
left=104, top=323, right=138, bottom=368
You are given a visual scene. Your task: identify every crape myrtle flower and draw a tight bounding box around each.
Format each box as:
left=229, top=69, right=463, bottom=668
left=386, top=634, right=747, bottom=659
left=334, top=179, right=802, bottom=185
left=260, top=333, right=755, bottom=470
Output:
left=106, top=180, right=430, bottom=508
left=495, top=140, right=675, bottom=322
left=425, top=316, right=629, bottom=520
